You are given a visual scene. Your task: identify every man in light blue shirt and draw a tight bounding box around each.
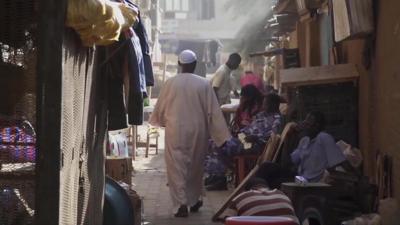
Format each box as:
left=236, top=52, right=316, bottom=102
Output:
left=291, top=111, right=348, bottom=182
left=256, top=111, right=355, bottom=187
left=291, top=132, right=346, bottom=182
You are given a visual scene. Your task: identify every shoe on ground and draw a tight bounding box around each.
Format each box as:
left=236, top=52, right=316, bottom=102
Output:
left=190, top=200, right=203, bottom=213
left=174, top=205, right=188, bottom=218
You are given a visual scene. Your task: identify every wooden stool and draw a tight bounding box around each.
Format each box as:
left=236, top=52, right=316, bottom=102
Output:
left=145, top=127, right=159, bottom=158
left=233, top=154, right=259, bottom=186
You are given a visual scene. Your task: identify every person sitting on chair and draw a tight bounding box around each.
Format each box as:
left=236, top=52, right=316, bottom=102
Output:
left=224, top=177, right=299, bottom=224
left=230, top=84, right=264, bottom=135
left=205, top=93, right=282, bottom=191
left=256, top=111, right=357, bottom=189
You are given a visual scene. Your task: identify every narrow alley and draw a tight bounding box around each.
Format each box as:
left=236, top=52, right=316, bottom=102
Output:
left=1, top=0, right=400, bottom=225
left=133, top=126, right=231, bottom=225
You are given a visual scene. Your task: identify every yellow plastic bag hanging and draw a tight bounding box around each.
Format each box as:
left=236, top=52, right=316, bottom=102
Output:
left=66, top=0, right=138, bottom=47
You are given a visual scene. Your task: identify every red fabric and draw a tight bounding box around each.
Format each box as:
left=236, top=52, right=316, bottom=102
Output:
left=240, top=73, right=264, bottom=93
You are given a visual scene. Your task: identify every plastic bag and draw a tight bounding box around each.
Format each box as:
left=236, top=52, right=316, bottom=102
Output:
left=66, top=0, right=138, bottom=46
left=108, top=128, right=130, bottom=157
left=337, top=140, right=363, bottom=168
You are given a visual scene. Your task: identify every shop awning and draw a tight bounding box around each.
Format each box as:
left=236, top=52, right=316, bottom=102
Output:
left=280, top=64, right=360, bottom=87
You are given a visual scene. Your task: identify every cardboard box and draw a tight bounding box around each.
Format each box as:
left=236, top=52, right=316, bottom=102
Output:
left=105, top=157, right=133, bottom=186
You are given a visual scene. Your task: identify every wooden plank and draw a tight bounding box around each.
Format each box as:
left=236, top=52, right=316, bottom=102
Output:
left=35, top=0, right=67, bottom=224
left=212, top=165, right=259, bottom=222
left=280, top=64, right=359, bottom=87
left=305, top=18, right=311, bottom=67
left=212, top=122, right=300, bottom=221
left=309, top=19, right=321, bottom=66
left=273, top=122, right=297, bottom=162
left=212, top=134, right=281, bottom=222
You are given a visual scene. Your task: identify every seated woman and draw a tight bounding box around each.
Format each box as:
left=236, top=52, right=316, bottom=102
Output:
left=230, top=84, right=264, bottom=135
left=205, top=93, right=282, bottom=190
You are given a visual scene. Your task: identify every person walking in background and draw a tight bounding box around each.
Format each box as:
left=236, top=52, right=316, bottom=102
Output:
left=149, top=50, right=231, bottom=218
left=230, top=65, right=244, bottom=97
left=211, top=53, right=242, bottom=105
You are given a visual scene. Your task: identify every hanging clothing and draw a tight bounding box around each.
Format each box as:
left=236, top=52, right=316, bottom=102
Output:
left=106, top=29, right=147, bottom=130
left=149, top=73, right=230, bottom=208
left=127, top=30, right=147, bottom=125
left=122, top=0, right=154, bottom=86
left=107, top=65, right=128, bottom=130
left=133, top=9, right=154, bottom=86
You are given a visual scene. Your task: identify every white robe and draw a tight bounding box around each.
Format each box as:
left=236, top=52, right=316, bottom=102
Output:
left=149, top=73, right=231, bottom=207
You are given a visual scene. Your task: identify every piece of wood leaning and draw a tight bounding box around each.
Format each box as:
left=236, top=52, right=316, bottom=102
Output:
left=260, top=134, right=281, bottom=164
left=212, top=134, right=281, bottom=221
left=273, top=122, right=297, bottom=162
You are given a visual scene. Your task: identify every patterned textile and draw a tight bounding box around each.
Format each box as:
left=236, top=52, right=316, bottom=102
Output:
left=0, top=118, right=36, bottom=162
left=226, top=188, right=299, bottom=224
left=241, top=112, right=281, bottom=142
left=205, top=113, right=281, bottom=176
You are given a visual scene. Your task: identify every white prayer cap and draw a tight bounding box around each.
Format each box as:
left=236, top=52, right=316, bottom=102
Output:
left=178, top=50, right=197, bottom=64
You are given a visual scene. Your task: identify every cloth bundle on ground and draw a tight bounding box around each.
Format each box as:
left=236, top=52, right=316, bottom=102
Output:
left=66, top=0, right=138, bottom=46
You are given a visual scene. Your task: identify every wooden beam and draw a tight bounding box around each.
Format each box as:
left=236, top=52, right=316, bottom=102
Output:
left=280, top=64, right=359, bottom=87
left=35, top=0, right=67, bottom=224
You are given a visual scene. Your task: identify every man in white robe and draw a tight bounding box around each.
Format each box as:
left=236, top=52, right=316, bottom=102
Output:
left=149, top=50, right=231, bottom=217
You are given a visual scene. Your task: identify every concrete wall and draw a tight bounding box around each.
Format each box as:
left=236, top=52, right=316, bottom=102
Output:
left=372, top=0, right=400, bottom=198
left=340, top=39, right=374, bottom=177
left=336, top=0, right=400, bottom=198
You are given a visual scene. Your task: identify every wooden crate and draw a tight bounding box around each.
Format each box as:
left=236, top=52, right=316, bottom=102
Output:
left=105, top=157, right=133, bottom=186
